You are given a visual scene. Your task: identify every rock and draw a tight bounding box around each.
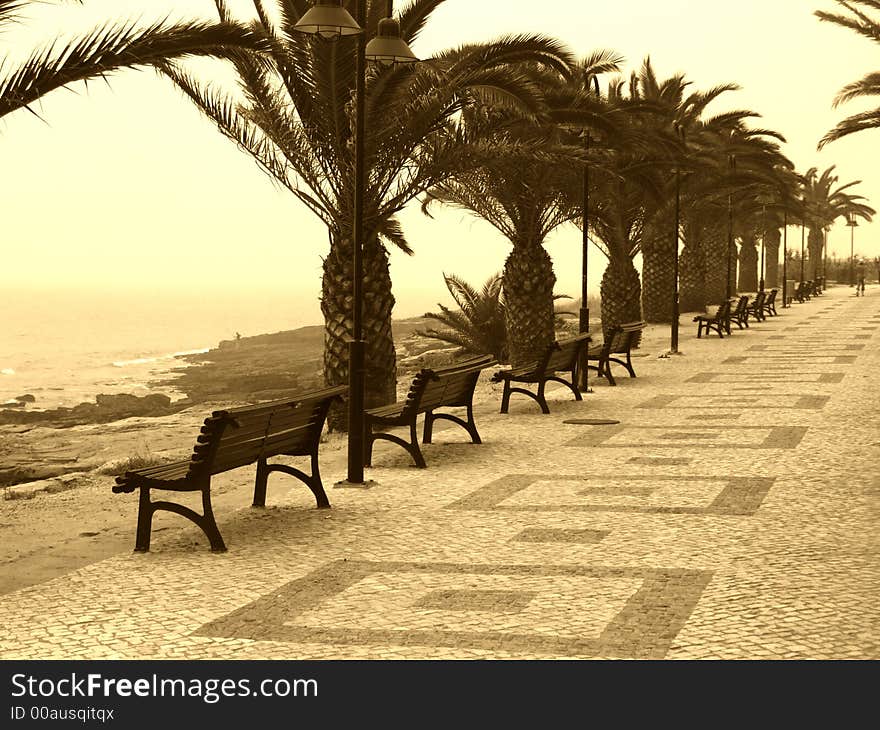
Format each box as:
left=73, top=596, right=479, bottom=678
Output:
left=3, top=478, right=60, bottom=500
left=95, top=393, right=171, bottom=415
left=15, top=394, right=36, bottom=403
left=0, top=392, right=179, bottom=427
left=0, top=464, right=68, bottom=487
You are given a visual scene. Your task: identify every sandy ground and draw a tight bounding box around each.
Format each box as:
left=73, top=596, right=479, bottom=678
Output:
left=0, top=383, right=462, bottom=594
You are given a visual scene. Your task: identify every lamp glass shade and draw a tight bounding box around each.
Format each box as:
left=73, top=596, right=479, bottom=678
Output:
left=365, top=17, right=418, bottom=65
left=292, top=1, right=362, bottom=39
left=846, top=217, right=859, bottom=227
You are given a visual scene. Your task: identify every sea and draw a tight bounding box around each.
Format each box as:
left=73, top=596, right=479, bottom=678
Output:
left=0, top=286, right=319, bottom=411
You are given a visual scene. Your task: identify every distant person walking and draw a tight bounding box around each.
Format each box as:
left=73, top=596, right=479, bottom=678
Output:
left=855, top=260, right=866, bottom=296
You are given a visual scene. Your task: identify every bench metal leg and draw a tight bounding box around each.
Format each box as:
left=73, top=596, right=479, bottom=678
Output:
left=426, top=406, right=482, bottom=444
left=368, top=422, right=427, bottom=468
left=134, top=486, right=153, bottom=553
left=256, top=456, right=331, bottom=509
left=625, top=352, right=636, bottom=378
left=500, top=379, right=512, bottom=414
left=200, top=488, right=227, bottom=552
left=536, top=381, right=551, bottom=414
left=423, top=411, right=435, bottom=444
left=253, top=458, right=269, bottom=507
left=134, top=484, right=227, bottom=553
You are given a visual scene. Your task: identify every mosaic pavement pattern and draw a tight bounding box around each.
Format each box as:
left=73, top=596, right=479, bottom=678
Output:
left=0, top=286, right=877, bottom=660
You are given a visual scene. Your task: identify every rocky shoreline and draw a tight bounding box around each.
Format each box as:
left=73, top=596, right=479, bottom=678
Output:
left=0, top=316, right=458, bottom=488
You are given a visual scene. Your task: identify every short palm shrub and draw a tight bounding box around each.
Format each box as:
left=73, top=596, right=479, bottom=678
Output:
left=419, top=274, right=509, bottom=363
left=420, top=273, right=575, bottom=364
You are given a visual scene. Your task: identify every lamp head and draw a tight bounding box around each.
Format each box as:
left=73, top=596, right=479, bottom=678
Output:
left=365, top=17, right=418, bottom=65
left=292, top=1, right=362, bottom=40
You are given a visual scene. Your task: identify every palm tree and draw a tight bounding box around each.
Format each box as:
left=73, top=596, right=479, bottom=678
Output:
left=0, top=1, right=267, bottom=121
left=816, top=1, right=880, bottom=147
left=800, top=166, right=875, bottom=278
left=422, top=53, right=621, bottom=366
left=419, top=273, right=507, bottom=362
left=580, top=73, right=678, bottom=336
left=687, top=121, right=792, bottom=304
left=160, top=0, right=571, bottom=426
left=632, top=60, right=739, bottom=323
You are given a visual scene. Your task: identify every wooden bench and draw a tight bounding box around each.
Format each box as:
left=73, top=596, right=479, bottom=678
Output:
left=365, top=355, right=495, bottom=469
left=586, top=321, right=646, bottom=386
left=694, top=299, right=732, bottom=338
left=492, top=333, right=591, bottom=414
left=746, top=290, right=766, bottom=322
left=729, top=295, right=751, bottom=330
left=761, top=288, right=778, bottom=317
left=113, top=385, right=346, bottom=552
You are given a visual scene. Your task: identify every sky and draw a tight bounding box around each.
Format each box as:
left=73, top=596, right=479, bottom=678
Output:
left=1, top=0, right=879, bottom=329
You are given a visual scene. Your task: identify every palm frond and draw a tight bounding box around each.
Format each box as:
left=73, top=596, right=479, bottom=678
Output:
left=833, top=71, right=880, bottom=106
left=818, top=107, right=880, bottom=147
left=0, top=18, right=269, bottom=120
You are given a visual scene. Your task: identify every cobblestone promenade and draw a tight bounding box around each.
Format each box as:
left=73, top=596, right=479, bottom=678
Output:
left=1, top=285, right=877, bottom=659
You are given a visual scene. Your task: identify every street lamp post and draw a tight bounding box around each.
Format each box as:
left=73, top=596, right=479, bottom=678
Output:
left=782, top=209, right=789, bottom=307
left=847, top=214, right=859, bottom=285
left=759, top=203, right=766, bottom=292
left=671, top=123, right=684, bottom=354
left=800, top=218, right=805, bottom=286
left=578, top=75, right=599, bottom=392
left=294, top=1, right=416, bottom=486
left=822, top=227, right=828, bottom=291
left=726, top=154, right=736, bottom=301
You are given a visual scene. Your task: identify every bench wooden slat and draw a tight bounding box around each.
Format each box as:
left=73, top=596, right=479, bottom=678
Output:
left=198, top=421, right=323, bottom=474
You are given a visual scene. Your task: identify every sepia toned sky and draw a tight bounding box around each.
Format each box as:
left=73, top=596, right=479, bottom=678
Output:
left=1, top=0, right=878, bottom=326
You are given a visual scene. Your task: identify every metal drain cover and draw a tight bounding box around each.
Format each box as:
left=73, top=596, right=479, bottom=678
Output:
left=562, top=418, right=620, bottom=425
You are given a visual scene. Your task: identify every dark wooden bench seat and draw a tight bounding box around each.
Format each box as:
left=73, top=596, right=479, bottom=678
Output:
left=694, top=299, right=732, bottom=338
left=730, top=295, right=750, bottom=330
left=365, top=355, right=495, bottom=468
left=113, top=385, right=346, bottom=552
left=746, top=290, right=766, bottom=323
left=492, top=333, right=591, bottom=414
left=586, top=321, right=646, bottom=386
left=761, top=288, right=778, bottom=317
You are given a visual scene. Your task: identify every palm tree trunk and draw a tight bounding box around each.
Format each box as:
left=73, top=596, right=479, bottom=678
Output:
left=764, top=227, right=781, bottom=287
left=640, top=217, right=674, bottom=323
left=808, top=227, right=823, bottom=279
left=679, top=216, right=706, bottom=311
left=738, top=234, right=758, bottom=292
left=503, top=240, right=556, bottom=367
left=600, top=255, right=642, bottom=339
left=703, top=222, right=730, bottom=305
left=322, top=231, right=397, bottom=431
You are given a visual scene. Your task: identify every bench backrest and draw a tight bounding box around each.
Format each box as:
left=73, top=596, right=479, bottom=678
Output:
left=395, top=355, right=495, bottom=419
left=418, top=355, right=496, bottom=411
left=750, top=291, right=766, bottom=309
left=541, top=333, right=591, bottom=374
left=602, top=321, right=646, bottom=355
left=715, top=299, right=733, bottom=319
left=765, top=289, right=777, bottom=304
left=187, top=385, right=347, bottom=478
left=732, top=295, right=749, bottom=316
